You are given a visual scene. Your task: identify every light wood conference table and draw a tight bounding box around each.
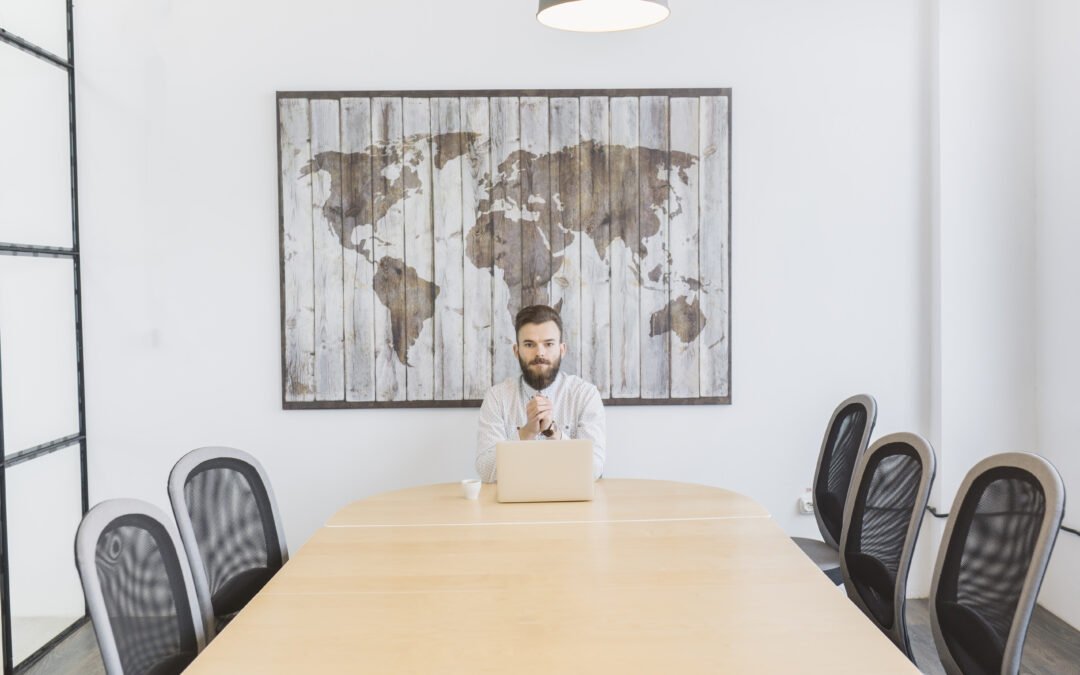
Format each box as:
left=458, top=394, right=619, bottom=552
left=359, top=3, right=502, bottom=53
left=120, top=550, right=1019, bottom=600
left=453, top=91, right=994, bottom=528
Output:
left=186, top=479, right=919, bottom=674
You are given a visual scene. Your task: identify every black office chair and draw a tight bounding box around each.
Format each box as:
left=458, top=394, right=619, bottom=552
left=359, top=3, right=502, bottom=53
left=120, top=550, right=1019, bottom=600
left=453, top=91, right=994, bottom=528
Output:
left=929, top=453, right=1065, bottom=675
left=75, top=499, right=212, bottom=675
left=839, top=432, right=935, bottom=658
left=792, top=394, right=877, bottom=584
left=168, top=446, right=289, bottom=632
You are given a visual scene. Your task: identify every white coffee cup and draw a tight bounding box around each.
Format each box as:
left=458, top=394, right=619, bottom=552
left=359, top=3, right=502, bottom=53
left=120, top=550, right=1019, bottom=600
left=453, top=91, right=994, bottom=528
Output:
left=461, top=478, right=481, bottom=500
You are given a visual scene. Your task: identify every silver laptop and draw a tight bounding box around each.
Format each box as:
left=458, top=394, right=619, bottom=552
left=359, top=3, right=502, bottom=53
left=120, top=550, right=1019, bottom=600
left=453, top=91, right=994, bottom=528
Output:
left=495, top=439, right=595, bottom=503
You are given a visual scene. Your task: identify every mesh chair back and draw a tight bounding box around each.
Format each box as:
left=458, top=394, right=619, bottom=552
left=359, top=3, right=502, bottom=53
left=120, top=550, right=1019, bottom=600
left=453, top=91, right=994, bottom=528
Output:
left=840, top=432, right=935, bottom=658
left=930, top=453, right=1065, bottom=675
left=75, top=499, right=209, bottom=675
left=169, top=446, right=288, bottom=628
left=812, top=394, right=877, bottom=547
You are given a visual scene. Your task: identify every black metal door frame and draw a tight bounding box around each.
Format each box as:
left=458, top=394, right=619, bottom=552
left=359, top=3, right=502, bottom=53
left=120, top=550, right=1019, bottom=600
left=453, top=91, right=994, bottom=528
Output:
left=0, top=1, right=89, bottom=672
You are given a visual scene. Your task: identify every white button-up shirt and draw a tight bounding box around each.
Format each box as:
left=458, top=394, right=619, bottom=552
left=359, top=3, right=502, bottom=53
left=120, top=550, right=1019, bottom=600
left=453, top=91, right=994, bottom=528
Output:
left=475, top=372, right=606, bottom=482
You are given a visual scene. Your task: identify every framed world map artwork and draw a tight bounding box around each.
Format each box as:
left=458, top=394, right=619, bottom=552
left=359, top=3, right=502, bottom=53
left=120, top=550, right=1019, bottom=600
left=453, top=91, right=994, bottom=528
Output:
left=277, top=88, right=730, bottom=408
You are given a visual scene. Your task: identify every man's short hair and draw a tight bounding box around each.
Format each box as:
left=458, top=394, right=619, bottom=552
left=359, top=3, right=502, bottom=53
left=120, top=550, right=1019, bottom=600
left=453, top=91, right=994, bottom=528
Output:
left=514, top=305, right=563, bottom=341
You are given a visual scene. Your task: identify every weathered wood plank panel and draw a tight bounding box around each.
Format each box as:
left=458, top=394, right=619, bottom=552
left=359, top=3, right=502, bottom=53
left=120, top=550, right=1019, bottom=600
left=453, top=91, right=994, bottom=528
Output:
left=609, top=97, right=640, bottom=399
left=699, top=95, right=730, bottom=398
left=431, top=97, right=465, bottom=400
left=548, top=97, right=581, bottom=377
left=519, top=96, right=551, bottom=309
left=461, top=97, right=494, bottom=399
left=638, top=96, right=671, bottom=399
left=310, top=99, right=346, bottom=400
left=280, top=98, right=316, bottom=402
left=668, top=97, right=701, bottom=399
left=579, top=96, right=611, bottom=397
left=490, top=96, right=521, bottom=384
left=403, top=98, right=436, bottom=400
left=371, top=97, right=408, bottom=401
left=280, top=89, right=731, bottom=408
left=341, top=97, right=376, bottom=402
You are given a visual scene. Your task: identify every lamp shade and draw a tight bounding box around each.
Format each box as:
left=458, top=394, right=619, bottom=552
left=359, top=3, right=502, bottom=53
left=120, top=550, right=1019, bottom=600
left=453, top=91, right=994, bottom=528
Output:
left=537, top=0, right=670, bottom=33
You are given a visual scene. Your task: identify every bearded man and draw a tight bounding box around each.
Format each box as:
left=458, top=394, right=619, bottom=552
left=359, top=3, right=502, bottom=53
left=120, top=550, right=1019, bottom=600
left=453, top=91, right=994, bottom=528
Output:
left=474, top=305, right=606, bottom=482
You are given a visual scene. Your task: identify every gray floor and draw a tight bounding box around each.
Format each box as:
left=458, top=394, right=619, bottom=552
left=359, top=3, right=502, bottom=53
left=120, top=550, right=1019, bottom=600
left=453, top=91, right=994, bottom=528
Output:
left=22, top=620, right=103, bottom=675
left=21, top=600, right=1080, bottom=674
left=906, top=600, right=1080, bottom=675
left=8, top=617, right=85, bottom=666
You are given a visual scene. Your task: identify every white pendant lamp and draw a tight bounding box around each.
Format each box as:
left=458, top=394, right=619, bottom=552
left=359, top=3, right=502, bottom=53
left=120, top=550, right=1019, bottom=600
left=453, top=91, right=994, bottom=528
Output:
left=537, top=0, right=670, bottom=33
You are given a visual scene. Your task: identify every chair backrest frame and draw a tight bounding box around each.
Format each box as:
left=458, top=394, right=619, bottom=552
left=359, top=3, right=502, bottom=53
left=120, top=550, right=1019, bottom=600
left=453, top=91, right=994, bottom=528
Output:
left=839, top=431, right=936, bottom=658
left=811, top=394, right=878, bottom=548
left=928, top=452, right=1065, bottom=675
left=168, top=445, right=288, bottom=622
left=74, top=498, right=211, bottom=675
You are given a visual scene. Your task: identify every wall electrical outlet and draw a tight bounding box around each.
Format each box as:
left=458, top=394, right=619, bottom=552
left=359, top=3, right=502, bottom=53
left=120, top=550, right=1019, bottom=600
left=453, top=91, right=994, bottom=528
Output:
left=797, top=488, right=814, bottom=515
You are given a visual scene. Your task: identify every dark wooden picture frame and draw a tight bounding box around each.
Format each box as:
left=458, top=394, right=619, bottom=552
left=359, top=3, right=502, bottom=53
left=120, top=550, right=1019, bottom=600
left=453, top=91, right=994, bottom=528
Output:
left=278, top=88, right=731, bottom=409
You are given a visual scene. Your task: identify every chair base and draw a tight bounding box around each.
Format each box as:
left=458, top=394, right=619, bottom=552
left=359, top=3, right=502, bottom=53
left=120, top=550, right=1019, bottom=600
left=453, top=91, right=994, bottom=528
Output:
left=791, top=536, right=843, bottom=586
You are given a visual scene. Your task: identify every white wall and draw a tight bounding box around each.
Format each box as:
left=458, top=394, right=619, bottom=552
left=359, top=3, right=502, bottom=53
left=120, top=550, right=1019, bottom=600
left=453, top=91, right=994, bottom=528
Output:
left=934, top=0, right=1036, bottom=509
left=920, top=0, right=1080, bottom=627
left=63, top=0, right=1080, bottom=631
left=906, top=0, right=1041, bottom=600
left=74, top=0, right=928, bottom=551
left=1034, top=0, right=1080, bottom=631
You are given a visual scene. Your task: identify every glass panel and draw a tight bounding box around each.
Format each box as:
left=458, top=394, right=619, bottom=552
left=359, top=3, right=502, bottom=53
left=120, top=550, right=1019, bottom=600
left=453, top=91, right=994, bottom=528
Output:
left=0, top=43, right=73, bottom=248
left=0, top=0, right=68, bottom=60
left=6, top=443, right=84, bottom=664
left=0, top=256, right=79, bottom=454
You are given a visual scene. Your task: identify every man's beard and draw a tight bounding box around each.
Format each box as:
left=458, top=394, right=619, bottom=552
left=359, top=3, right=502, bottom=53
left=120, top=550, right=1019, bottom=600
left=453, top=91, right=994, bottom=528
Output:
left=519, top=354, right=561, bottom=391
